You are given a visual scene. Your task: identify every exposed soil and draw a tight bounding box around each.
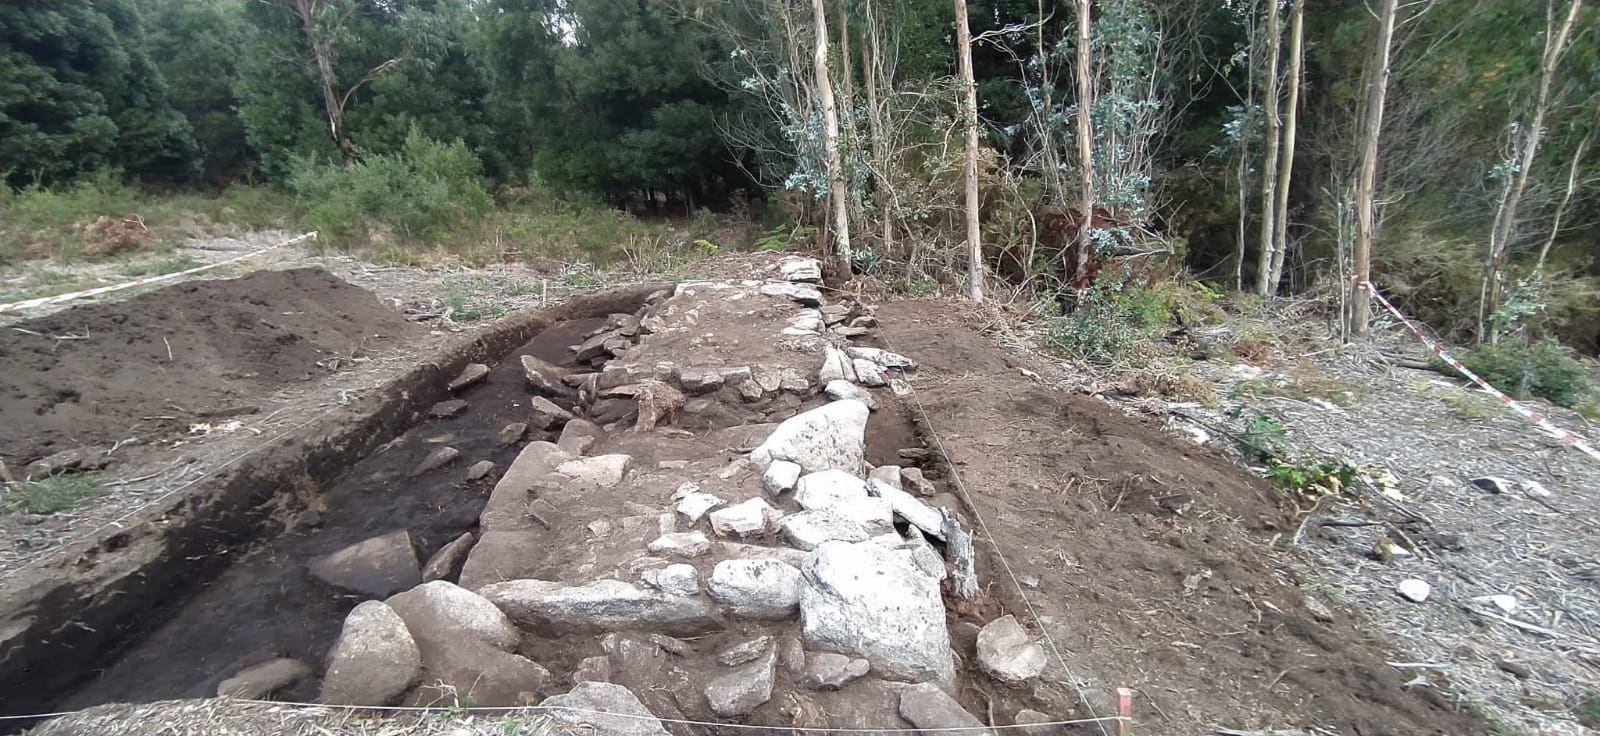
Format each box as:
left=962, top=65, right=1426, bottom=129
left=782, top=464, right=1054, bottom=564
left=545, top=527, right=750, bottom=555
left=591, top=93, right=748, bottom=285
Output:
left=0, top=268, right=422, bottom=468
left=52, top=315, right=627, bottom=708
left=6, top=260, right=1509, bottom=736
left=872, top=299, right=1494, bottom=736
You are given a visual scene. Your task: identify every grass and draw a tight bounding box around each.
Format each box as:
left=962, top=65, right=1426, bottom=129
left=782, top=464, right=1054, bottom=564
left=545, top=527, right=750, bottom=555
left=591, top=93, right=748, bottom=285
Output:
left=1576, top=692, right=1600, bottom=729
left=1442, top=391, right=1499, bottom=420
left=0, top=175, right=294, bottom=267
left=121, top=253, right=200, bottom=278
left=1, top=472, right=104, bottom=515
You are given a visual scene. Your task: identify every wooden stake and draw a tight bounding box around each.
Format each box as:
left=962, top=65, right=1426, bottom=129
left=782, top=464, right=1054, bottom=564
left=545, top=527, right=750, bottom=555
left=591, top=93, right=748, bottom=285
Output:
left=541, top=278, right=549, bottom=307
left=1116, top=687, right=1133, bottom=736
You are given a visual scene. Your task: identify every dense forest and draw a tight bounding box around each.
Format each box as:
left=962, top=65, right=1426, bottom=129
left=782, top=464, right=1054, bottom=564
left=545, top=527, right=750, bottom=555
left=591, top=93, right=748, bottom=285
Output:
left=3, top=0, right=1599, bottom=353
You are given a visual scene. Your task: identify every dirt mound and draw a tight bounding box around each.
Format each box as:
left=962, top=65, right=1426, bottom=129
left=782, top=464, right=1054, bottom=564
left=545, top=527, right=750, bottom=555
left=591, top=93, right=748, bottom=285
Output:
left=875, top=299, right=1490, bottom=735
left=0, top=268, right=421, bottom=468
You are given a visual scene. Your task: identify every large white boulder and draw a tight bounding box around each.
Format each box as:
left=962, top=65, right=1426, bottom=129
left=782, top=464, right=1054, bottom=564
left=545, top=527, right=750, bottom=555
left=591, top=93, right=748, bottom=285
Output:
left=749, top=401, right=869, bottom=475
left=319, top=601, right=421, bottom=706
left=799, top=541, right=955, bottom=685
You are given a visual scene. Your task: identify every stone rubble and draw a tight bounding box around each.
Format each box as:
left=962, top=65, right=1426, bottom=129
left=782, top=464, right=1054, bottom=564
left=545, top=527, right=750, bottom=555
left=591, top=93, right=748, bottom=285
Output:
left=708, top=497, right=782, bottom=538
left=304, top=272, right=1021, bottom=727
left=707, top=558, right=803, bottom=619
left=976, top=615, right=1047, bottom=682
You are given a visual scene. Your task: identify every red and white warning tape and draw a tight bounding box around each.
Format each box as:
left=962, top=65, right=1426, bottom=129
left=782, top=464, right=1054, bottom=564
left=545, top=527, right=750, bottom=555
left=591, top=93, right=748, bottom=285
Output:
left=1360, top=280, right=1600, bottom=464
left=0, top=231, right=318, bottom=315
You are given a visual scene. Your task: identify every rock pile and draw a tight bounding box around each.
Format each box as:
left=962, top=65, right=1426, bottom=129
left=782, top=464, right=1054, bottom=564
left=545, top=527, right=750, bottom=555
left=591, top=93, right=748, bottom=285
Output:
left=259, top=257, right=1060, bottom=732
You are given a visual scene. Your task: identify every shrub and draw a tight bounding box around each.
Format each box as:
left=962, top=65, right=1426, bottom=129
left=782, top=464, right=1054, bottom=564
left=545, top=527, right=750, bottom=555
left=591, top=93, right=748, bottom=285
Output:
left=1045, top=281, right=1171, bottom=364
left=290, top=130, right=493, bottom=245
left=1438, top=339, right=1594, bottom=409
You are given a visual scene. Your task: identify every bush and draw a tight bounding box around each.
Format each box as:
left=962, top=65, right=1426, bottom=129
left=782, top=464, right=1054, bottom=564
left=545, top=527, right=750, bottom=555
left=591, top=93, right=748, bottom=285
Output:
left=1439, top=339, right=1594, bottom=408
left=290, top=130, right=493, bottom=245
left=1045, top=281, right=1171, bottom=364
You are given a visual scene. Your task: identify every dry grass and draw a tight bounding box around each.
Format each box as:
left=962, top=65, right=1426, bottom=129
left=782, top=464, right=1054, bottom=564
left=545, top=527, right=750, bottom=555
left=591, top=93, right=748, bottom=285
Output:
left=26, top=700, right=582, bottom=736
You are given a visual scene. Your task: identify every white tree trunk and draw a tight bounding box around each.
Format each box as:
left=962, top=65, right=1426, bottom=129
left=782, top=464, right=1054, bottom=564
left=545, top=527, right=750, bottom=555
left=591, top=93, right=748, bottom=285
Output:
left=861, top=1, right=893, bottom=256
left=1073, top=0, right=1094, bottom=303
left=1267, top=0, right=1304, bottom=293
left=812, top=0, right=851, bottom=257
left=1348, top=0, right=1399, bottom=338
left=1255, top=0, right=1283, bottom=296
left=955, top=0, right=983, bottom=301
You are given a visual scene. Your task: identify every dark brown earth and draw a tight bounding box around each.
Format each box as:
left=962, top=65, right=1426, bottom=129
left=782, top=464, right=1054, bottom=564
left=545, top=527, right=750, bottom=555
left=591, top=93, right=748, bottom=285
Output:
left=873, top=299, right=1492, bottom=736
left=52, top=316, right=611, bottom=709
left=0, top=268, right=422, bottom=468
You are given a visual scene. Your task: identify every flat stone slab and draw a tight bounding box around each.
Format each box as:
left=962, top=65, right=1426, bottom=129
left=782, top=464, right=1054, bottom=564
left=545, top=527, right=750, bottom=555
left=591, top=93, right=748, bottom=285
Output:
left=541, top=682, right=671, bottom=736
left=482, top=579, right=721, bottom=634
left=899, top=682, right=991, bottom=735
left=457, top=531, right=542, bottom=590
left=708, top=558, right=802, bottom=619
left=308, top=530, right=420, bottom=598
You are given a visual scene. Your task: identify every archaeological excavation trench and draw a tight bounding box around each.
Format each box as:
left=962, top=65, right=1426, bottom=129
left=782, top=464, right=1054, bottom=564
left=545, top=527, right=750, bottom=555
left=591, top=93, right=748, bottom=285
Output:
left=2, top=258, right=1066, bottom=734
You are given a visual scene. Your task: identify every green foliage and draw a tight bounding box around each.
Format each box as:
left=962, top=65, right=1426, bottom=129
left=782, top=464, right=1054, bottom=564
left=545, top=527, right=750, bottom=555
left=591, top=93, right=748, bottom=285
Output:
left=1436, top=339, right=1594, bottom=409
left=1227, top=406, right=1287, bottom=461
left=1045, top=281, right=1171, bottom=364
left=755, top=225, right=817, bottom=252
left=2, top=472, right=104, bottom=515
left=135, top=0, right=253, bottom=182
left=1267, top=457, right=1358, bottom=496
left=1576, top=692, right=1600, bottom=730
left=289, top=131, right=493, bottom=245
left=0, top=0, right=199, bottom=188
left=0, top=174, right=292, bottom=265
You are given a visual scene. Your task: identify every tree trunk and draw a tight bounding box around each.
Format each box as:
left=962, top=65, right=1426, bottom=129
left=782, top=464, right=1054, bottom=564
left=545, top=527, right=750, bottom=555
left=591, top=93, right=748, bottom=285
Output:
left=812, top=0, right=851, bottom=258
left=955, top=0, right=983, bottom=301
left=862, top=0, right=894, bottom=256
left=1255, top=0, right=1283, bottom=296
left=291, top=0, right=351, bottom=160
left=1073, top=0, right=1094, bottom=303
left=1478, top=0, right=1584, bottom=339
left=1534, top=133, right=1590, bottom=275
left=1347, top=0, right=1399, bottom=338
left=1267, top=0, right=1304, bottom=293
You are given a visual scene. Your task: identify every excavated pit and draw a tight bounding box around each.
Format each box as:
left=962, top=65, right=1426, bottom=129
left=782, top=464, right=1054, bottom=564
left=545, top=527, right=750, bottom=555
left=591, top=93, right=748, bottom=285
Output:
left=14, top=266, right=1042, bottom=734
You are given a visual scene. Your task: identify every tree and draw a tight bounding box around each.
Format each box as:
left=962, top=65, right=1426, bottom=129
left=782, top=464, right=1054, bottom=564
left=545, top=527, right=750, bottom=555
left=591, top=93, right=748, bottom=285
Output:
left=250, top=0, right=418, bottom=162
left=1266, top=0, right=1304, bottom=293
left=1347, top=0, right=1399, bottom=338
left=812, top=0, right=851, bottom=256
left=137, top=0, right=254, bottom=183
left=1255, top=0, right=1283, bottom=296
left=1478, top=0, right=1585, bottom=340
left=955, top=0, right=984, bottom=300
left=0, top=0, right=198, bottom=188
left=1072, top=0, right=1094, bottom=306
